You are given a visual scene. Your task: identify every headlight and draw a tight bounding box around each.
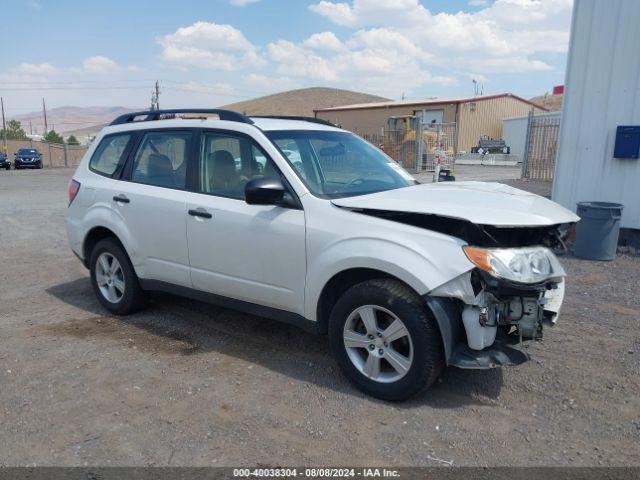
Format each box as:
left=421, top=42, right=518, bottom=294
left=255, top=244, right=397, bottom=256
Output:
left=463, top=246, right=564, bottom=284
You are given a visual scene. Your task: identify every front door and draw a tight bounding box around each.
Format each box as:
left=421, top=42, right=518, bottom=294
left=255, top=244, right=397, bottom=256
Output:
left=185, top=130, right=306, bottom=314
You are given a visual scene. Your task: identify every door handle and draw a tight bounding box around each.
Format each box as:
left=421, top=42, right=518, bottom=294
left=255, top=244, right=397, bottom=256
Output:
left=113, top=195, right=130, bottom=204
left=188, top=208, right=212, bottom=219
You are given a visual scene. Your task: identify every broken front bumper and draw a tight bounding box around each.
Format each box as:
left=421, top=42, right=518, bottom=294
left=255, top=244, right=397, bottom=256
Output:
left=425, top=271, right=565, bottom=369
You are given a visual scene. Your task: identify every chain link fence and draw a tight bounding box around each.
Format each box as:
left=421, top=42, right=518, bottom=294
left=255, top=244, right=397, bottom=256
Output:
left=361, top=122, right=457, bottom=174
left=4, top=139, right=88, bottom=168
left=522, top=112, right=560, bottom=180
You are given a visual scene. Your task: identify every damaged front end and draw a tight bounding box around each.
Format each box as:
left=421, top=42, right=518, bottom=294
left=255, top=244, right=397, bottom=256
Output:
left=352, top=208, right=572, bottom=370
left=428, top=244, right=567, bottom=369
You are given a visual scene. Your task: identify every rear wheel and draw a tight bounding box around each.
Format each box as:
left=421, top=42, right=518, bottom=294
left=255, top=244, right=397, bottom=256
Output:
left=329, top=279, right=444, bottom=401
left=89, top=238, right=145, bottom=315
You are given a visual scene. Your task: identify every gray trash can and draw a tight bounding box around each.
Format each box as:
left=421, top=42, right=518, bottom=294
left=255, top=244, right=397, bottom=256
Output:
left=574, top=201, right=624, bottom=261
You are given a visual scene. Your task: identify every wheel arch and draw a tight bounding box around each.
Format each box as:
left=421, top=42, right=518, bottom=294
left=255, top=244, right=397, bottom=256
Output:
left=82, top=226, right=128, bottom=268
left=315, top=267, right=418, bottom=335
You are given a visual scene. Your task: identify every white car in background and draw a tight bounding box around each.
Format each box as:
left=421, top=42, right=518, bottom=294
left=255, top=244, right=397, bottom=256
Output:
left=66, top=109, right=578, bottom=400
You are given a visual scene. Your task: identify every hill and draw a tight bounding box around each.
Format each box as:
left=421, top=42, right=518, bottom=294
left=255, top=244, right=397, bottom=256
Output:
left=12, top=106, right=138, bottom=136
left=530, top=93, right=563, bottom=111
left=8, top=87, right=389, bottom=138
left=221, top=87, right=389, bottom=116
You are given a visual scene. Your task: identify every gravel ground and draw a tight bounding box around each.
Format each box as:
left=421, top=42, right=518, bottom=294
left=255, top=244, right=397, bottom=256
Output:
left=1, top=168, right=639, bottom=467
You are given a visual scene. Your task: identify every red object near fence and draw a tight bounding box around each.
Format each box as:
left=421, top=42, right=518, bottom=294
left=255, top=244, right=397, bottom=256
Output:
left=553, top=85, right=564, bottom=95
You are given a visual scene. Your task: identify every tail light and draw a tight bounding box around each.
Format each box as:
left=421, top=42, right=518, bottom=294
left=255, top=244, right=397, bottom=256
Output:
left=68, top=179, right=81, bottom=205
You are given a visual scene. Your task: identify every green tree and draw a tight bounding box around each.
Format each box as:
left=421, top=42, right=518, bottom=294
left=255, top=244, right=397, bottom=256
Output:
left=1, top=119, right=28, bottom=140
left=66, top=135, right=80, bottom=145
left=43, top=130, right=64, bottom=144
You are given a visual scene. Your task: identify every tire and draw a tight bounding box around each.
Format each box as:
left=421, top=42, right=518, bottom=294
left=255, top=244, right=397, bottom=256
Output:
left=38, top=162, right=43, bottom=169
left=89, top=238, right=145, bottom=315
left=329, top=279, right=444, bottom=401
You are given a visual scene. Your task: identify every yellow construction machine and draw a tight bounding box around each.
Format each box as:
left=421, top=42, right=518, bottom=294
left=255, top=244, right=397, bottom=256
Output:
left=383, top=115, right=454, bottom=172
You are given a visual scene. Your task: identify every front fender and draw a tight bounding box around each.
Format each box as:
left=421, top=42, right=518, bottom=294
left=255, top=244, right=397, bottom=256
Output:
left=304, top=236, right=471, bottom=321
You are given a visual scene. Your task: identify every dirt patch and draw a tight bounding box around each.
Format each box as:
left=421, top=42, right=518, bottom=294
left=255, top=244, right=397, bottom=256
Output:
left=37, top=316, right=200, bottom=356
left=2, top=168, right=639, bottom=467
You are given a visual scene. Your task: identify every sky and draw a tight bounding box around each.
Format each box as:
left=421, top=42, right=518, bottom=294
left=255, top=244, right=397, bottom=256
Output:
left=1, top=0, right=574, bottom=117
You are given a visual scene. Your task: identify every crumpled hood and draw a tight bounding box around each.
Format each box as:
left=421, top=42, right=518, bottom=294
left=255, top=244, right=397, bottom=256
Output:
left=331, top=181, right=579, bottom=227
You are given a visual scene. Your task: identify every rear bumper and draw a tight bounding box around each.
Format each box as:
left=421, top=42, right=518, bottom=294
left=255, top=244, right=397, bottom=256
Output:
left=66, top=216, right=85, bottom=263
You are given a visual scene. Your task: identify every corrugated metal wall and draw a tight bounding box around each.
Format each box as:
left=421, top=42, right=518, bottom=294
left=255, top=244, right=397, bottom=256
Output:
left=553, top=0, right=640, bottom=229
left=317, top=96, right=544, bottom=153
left=457, top=96, right=543, bottom=153
left=316, top=103, right=458, bottom=137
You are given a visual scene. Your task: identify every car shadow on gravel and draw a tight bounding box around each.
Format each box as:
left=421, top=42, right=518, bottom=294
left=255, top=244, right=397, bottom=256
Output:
left=46, top=277, right=504, bottom=407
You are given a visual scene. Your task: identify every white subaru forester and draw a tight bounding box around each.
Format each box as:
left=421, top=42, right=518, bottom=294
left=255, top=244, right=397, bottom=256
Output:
left=67, top=109, right=579, bottom=400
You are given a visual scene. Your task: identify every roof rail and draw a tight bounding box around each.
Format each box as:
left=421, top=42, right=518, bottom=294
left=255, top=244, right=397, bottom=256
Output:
left=109, top=109, right=254, bottom=126
left=251, top=115, right=337, bottom=127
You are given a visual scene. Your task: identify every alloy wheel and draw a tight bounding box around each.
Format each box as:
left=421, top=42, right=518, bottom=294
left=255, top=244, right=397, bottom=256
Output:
left=343, top=305, right=414, bottom=383
left=95, top=252, right=125, bottom=303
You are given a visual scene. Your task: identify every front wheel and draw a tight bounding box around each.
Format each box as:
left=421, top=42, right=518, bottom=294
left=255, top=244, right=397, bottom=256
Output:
left=329, top=279, right=444, bottom=401
left=89, top=238, right=145, bottom=315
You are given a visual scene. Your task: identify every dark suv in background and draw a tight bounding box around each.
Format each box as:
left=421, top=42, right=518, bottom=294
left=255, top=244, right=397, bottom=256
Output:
left=14, top=148, right=43, bottom=169
left=0, top=152, right=10, bottom=170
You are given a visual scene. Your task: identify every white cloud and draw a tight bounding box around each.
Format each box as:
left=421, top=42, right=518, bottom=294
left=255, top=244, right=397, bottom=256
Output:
left=265, top=29, right=457, bottom=98
left=309, top=1, right=359, bottom=27
left=308, top=0, right=572, bottom=74
left=158, top=21, right=265, bottom=70
left=468, top=0, right=489, bottom=6
left=82, top=56, right=119, bottom=73
left=14, top=62, right=58, bottom=75
left=303, top=32, right=345, bottom=52
left=230, top=0, right=260, bottom=5
left=268, top=40, right=338, bottom=81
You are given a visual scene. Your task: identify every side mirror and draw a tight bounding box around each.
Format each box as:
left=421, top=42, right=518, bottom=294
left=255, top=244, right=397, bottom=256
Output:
left=245, top=177, right=286, bottom=205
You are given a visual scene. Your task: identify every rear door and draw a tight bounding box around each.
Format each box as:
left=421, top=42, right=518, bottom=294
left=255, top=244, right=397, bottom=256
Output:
left=112, top=129, right=194, bottom=286
left=184, top=129, right=306, bottom=314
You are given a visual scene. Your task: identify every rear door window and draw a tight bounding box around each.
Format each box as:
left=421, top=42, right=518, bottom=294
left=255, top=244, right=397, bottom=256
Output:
left=130, top=131, right=191, bottom=189
left=89, top=134, right=132, bottom=176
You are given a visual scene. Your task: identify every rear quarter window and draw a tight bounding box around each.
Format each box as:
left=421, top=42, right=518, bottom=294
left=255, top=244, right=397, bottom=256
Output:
left=89, top=134, right=132, bottom=176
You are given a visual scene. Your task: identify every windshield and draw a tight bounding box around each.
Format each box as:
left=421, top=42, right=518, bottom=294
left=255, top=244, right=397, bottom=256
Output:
left=18, top=149, right=37, bottom=155
left=266, top=130, right=416, bottom=199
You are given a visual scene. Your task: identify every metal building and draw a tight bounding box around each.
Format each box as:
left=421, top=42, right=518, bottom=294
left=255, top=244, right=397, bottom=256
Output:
left=315, top=93, right=547, bottom=153
left=553, top=0, right=640, bottom=232
left=503, top=112, right=561, bottom=160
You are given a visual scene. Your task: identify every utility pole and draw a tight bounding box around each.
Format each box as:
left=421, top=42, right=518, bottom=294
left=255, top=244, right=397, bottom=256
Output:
left=29, top=120, right=33, bottom=135
left=150, top=80, right=161, bottom=110
left=42, top=97, right=48, bottom=134
left=1, top=97, right=7, bottom=155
